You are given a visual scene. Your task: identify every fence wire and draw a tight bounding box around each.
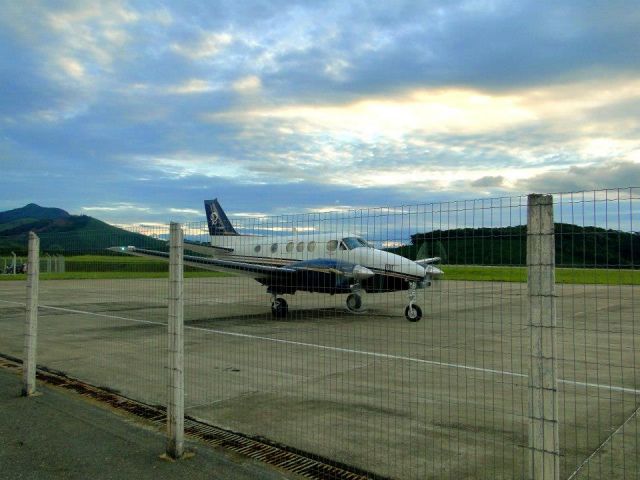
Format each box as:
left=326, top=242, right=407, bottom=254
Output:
left=0, top=226, right=171, bottom=406
left=0, top=188, right=638, bottom=479
left=179, top=197, right=530, bottom=480
left=554, top=189, right=640, bottom=480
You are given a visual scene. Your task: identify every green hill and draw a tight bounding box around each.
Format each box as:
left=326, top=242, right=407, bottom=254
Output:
left=0, top=203, right=70, bottom=223
left=0, top=204, right=165, bottom=255
left=387, top=223, right=640, bottom=268
left=0, top=218, right=38, bottom=233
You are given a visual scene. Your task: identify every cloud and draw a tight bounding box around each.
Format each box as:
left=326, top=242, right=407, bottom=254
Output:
left=57, top=57, right=85, bottom=80
left=0, top=1, right=639, bottom=223
left=233, top=75, right=262, bottom=92
left=212, top=87, right=535, bottom=137
left=171, top=32, right=233, bottom=60
left=166, top=79, right=219, bottom=94
left=212, top=77, right=640, bottom=139
left=195, top=76, right=640, bottom=191
left=471, top=176, right=506, bottom=188
left=169, top=208, right=199, bottom=214
left=82, top=203, right=150, bottom=213
left=517, top=161, right=640, bottom=193
left=130, top=153, right=255, bottom=181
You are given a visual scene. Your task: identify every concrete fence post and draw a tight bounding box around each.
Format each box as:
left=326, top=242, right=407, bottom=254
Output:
left=22, top=232, right=40, bottom=396
left=166, top=222, right=185, bottom=459
left=527, top=194, right=559, bottom=480
left=11, top=251, right=16, bottom=274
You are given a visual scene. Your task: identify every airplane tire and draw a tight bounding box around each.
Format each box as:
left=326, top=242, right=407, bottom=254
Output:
left=404, top=304, right=422, bottom=322
left=271, top=298, right=288, bottom=318
left=346, top=293, right=362, bottom=312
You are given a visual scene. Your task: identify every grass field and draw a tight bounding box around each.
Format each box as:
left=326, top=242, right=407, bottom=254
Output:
left=0, top=271, right=229, bottom=281
left=443, top=265, right=640, bottom=284
left=2, top=256, right=640, bottom=284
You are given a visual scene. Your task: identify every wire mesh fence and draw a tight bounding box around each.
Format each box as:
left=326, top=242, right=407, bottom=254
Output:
left=0, top=188, right=638, bottom=479
left=178, top=198, right=531, bottom=479
left=0, top=226, right=172, bottom=406
left=554, top=190, right=640, bottom=480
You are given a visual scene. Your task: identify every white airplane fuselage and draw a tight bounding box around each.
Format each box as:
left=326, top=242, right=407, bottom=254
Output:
left=207, top=232, right=434, bottom=284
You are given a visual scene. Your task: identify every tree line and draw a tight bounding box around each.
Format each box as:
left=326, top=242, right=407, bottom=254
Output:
left=386, top=223, right=640, bottom=267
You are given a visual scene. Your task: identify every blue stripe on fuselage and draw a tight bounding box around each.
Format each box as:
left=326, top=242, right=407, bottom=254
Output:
left=288, top=258, right=354, bottom=271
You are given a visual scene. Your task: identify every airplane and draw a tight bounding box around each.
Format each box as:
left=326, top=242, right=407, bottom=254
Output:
left=111, top=199, right=443, bottom=321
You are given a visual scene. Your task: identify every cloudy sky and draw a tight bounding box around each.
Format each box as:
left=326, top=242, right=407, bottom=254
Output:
left=1, top=0, right=639, bottom=225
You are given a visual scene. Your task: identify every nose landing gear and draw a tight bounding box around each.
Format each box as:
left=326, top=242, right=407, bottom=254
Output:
left=404, top=304, right=422, bottom=322
left=404, top=281, right=422, bottom=322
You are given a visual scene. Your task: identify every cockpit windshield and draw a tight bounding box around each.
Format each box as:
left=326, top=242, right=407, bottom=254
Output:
left=341, top=237, right=370, bottom=250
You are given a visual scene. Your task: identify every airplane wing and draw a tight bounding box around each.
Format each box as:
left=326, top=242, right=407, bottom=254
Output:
left=107, top=246, right=373, bottom=285
left=184, top=240, right=233, bottom=256
left=107, top=246, right=295, bottom=278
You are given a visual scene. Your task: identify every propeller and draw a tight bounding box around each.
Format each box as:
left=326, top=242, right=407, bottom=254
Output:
left=350, top=264, right=375, bottom=281
left=415, top=242, right=444, bottom=279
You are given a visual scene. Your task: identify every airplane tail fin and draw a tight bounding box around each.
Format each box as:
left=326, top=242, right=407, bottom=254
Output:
left=204, top=199, right=238, bottom=236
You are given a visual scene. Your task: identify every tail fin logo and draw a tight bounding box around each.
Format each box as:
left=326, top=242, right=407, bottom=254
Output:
left=204, top=199, right=238, bottom=236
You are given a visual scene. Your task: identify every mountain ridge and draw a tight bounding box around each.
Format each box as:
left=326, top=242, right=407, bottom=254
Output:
left=0, top=203, right=70, bottom=224
left=0, top=204, right=164, bottom=254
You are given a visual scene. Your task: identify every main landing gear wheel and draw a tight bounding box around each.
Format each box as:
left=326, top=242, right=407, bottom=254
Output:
left=271, top=297, right=288, bottom=318
left=346, top=293, right=363, bottom=312
left=404, top=304, right=422, bottom=322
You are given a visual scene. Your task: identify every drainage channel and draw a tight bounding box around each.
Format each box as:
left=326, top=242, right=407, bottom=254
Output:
left=0, top=354, right=388, bottom=480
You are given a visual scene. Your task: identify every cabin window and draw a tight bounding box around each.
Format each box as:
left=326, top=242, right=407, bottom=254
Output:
left=326, top=240, right=338, bottom=252
left=286, top=241, right=294, bottom=252
left=341, top=237, right=369, bottom=250
left=296, top=241, right=305, bottom=252
left=307, top=241, right=316, bottom=252
left=270, top=243, right=278, bottom=253
left=254, top=245, right=261, bottom=253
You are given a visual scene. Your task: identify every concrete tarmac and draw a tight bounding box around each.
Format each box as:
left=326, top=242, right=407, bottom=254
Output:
left=0, top=367, right=296, bottom=480
left=1, top=277, right=639, bottom=479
